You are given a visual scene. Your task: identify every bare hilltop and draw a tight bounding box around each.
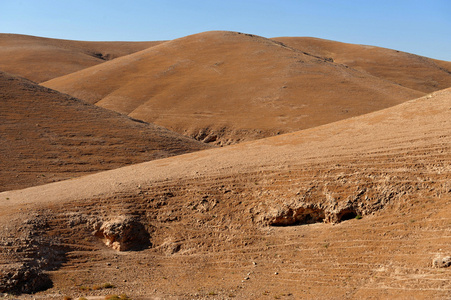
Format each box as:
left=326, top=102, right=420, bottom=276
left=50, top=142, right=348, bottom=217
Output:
left=42, top=31, right=433, bottom=145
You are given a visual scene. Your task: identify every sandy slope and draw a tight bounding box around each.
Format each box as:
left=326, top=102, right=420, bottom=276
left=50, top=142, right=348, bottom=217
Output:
left=42, top=31, right=425, bottom=145
left=0, top=33, right=163, bottom=82
left=1, top=89, right=449, bottom=298
left=273, top=36, right=451, bottom=93
left=0, top=71, right=210, bottom=192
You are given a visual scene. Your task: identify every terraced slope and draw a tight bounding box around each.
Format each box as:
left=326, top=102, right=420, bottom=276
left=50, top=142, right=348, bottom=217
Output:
left=0, top=33, right=163, bottom=82
left=1, top=89, right=449, bottom=298
left=0, top=71, right=210, bottom=192
left=43, top=31, right=424, bottom=145
left=273, top=36, right=451, bottom=93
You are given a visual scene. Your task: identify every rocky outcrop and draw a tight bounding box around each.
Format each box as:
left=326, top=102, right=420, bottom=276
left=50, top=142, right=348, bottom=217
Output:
left=268, top=204, right=325, bottom=226
left=0, top=263, right=52, bottom=294
left=258, top=180, right=415, bottom=226
left=93, top=216, right=151, bottom=251
left=433, top=256, right=451, bottom=268
left=0, top=215, right=66, bottom=294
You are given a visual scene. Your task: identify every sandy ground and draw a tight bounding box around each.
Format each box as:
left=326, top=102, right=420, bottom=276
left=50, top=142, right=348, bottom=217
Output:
left=1, top=89, right=449, bottom=299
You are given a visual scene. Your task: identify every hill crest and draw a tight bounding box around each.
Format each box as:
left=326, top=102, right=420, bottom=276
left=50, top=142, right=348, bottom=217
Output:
left=42, top=31, right=425, bottom=145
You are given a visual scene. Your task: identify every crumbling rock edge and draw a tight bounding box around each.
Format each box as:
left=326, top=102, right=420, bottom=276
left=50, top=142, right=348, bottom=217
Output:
left=92, top=216, right=151, bottom=251
left=256, top=182, right=419, bottom=226
left=0, top=215, right=66, bottom=294
left=433, top=256, right=451, bottom=268
left=262, top=202, right=362, bottom=226
left=0, top=213, right=151, bottom=295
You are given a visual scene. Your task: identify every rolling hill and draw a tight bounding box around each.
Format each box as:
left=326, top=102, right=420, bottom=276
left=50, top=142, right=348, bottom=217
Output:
left=1, top=88, right=449, bottom=298
left=42, top=31, right=427, bottom=145
left=0, top=33, right=163, bottom=82
left=0, top=71, right=210, bottom=192
left=272, top=36, right=451, bottom=93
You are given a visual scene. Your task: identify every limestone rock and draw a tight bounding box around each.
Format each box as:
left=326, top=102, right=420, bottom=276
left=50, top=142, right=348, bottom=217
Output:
left=94, top=216, right=150, bottom=251
left=432, top=256, right=451, bottom=268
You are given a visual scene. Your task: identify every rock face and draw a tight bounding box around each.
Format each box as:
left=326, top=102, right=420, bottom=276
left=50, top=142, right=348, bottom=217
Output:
left=93, top=216, right=151, bottom=251
left=0, top=264, right=52, bottom=294
left=0, top=215, right=66, bottom=294
left=268, top=204, right=326, bottom=226
left=259, top=181, right=406, bottom=226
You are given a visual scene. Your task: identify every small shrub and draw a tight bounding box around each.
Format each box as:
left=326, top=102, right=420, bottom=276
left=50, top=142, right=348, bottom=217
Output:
left=93, top=283, right=115, bottom=290
left=103, top=283, right=115, bottom=289
left=355, top=215, right=362, bottom=220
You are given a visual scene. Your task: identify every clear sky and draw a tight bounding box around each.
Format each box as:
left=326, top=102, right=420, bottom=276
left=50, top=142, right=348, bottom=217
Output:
left=1, top=0, right=450, bottom=61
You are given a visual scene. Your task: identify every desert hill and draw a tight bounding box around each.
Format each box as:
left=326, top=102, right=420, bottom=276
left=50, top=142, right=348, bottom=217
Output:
left=1, top=89, right=449, bottom=298
left=273, top=36, right=451, bottom=93
left=42, top=31, right=426, bottom=145
left=0, top=71, right=210, bottom=192
left=0, top=33, right=163, bottom=82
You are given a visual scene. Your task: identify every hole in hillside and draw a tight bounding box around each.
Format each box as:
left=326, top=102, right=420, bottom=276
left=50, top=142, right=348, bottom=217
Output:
left=337, top=209, right=359, bottom=222
left=270, top=207, right=325, bottom=226
left=92, top=52, right=106, bottom=60
left=91, top=52, right=113, bottom=61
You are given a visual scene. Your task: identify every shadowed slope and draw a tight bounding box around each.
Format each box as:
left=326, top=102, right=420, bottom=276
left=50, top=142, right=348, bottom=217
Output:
left=1, top=89, right=449, bottom=297
left=0, top=71, right=210, bottom=192
left=273, top=36, right=451, bottom=93
left=0, top=33, right=163, bottom=82
left=43, top=31, right=424, bottom=145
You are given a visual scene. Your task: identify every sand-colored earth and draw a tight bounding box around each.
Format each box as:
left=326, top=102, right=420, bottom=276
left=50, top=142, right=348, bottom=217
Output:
left=0, top=71, right=210, bottom=192
left=273, top=36, right=451, bottom=94
left=0, top=31, right=450, bottom=299
left=0, top=33, right=163, bottom=82
left=42, top=31, right=432, bottom=145
left=1, top=87, right=450, bottom=299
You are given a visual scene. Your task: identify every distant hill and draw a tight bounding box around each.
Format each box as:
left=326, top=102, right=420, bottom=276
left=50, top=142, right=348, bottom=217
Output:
left=43, top=31, right=425, bottom=145
left=0, top=71, right=210, bottom=192
left=273, top=36, right=451, bottom=93
left=0, top=33, right=163, bottom=82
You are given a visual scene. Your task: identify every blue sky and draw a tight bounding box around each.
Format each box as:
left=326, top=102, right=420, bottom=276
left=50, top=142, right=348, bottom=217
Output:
left=1, top=0, right=450, bottom=61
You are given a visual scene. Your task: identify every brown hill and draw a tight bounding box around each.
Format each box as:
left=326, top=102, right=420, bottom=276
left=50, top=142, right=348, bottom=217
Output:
left=1, top=89, right=449, bottom=298
left=0, top=71, right=210, bottom=192
left=42, top=31, right=425, bottom=145
left=273, top=36, right=451, bottom=93
left=0, top=33, right=163, bottom=82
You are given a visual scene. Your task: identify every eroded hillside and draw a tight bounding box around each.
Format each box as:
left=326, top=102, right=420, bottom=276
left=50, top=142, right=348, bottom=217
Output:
left=0, top=71, right=210, bottom=192
left=42, top=31, right=426, bottom=145
left=273, top=36, right=451, bottom=93
left=1, top=89, right=449, bottom=298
